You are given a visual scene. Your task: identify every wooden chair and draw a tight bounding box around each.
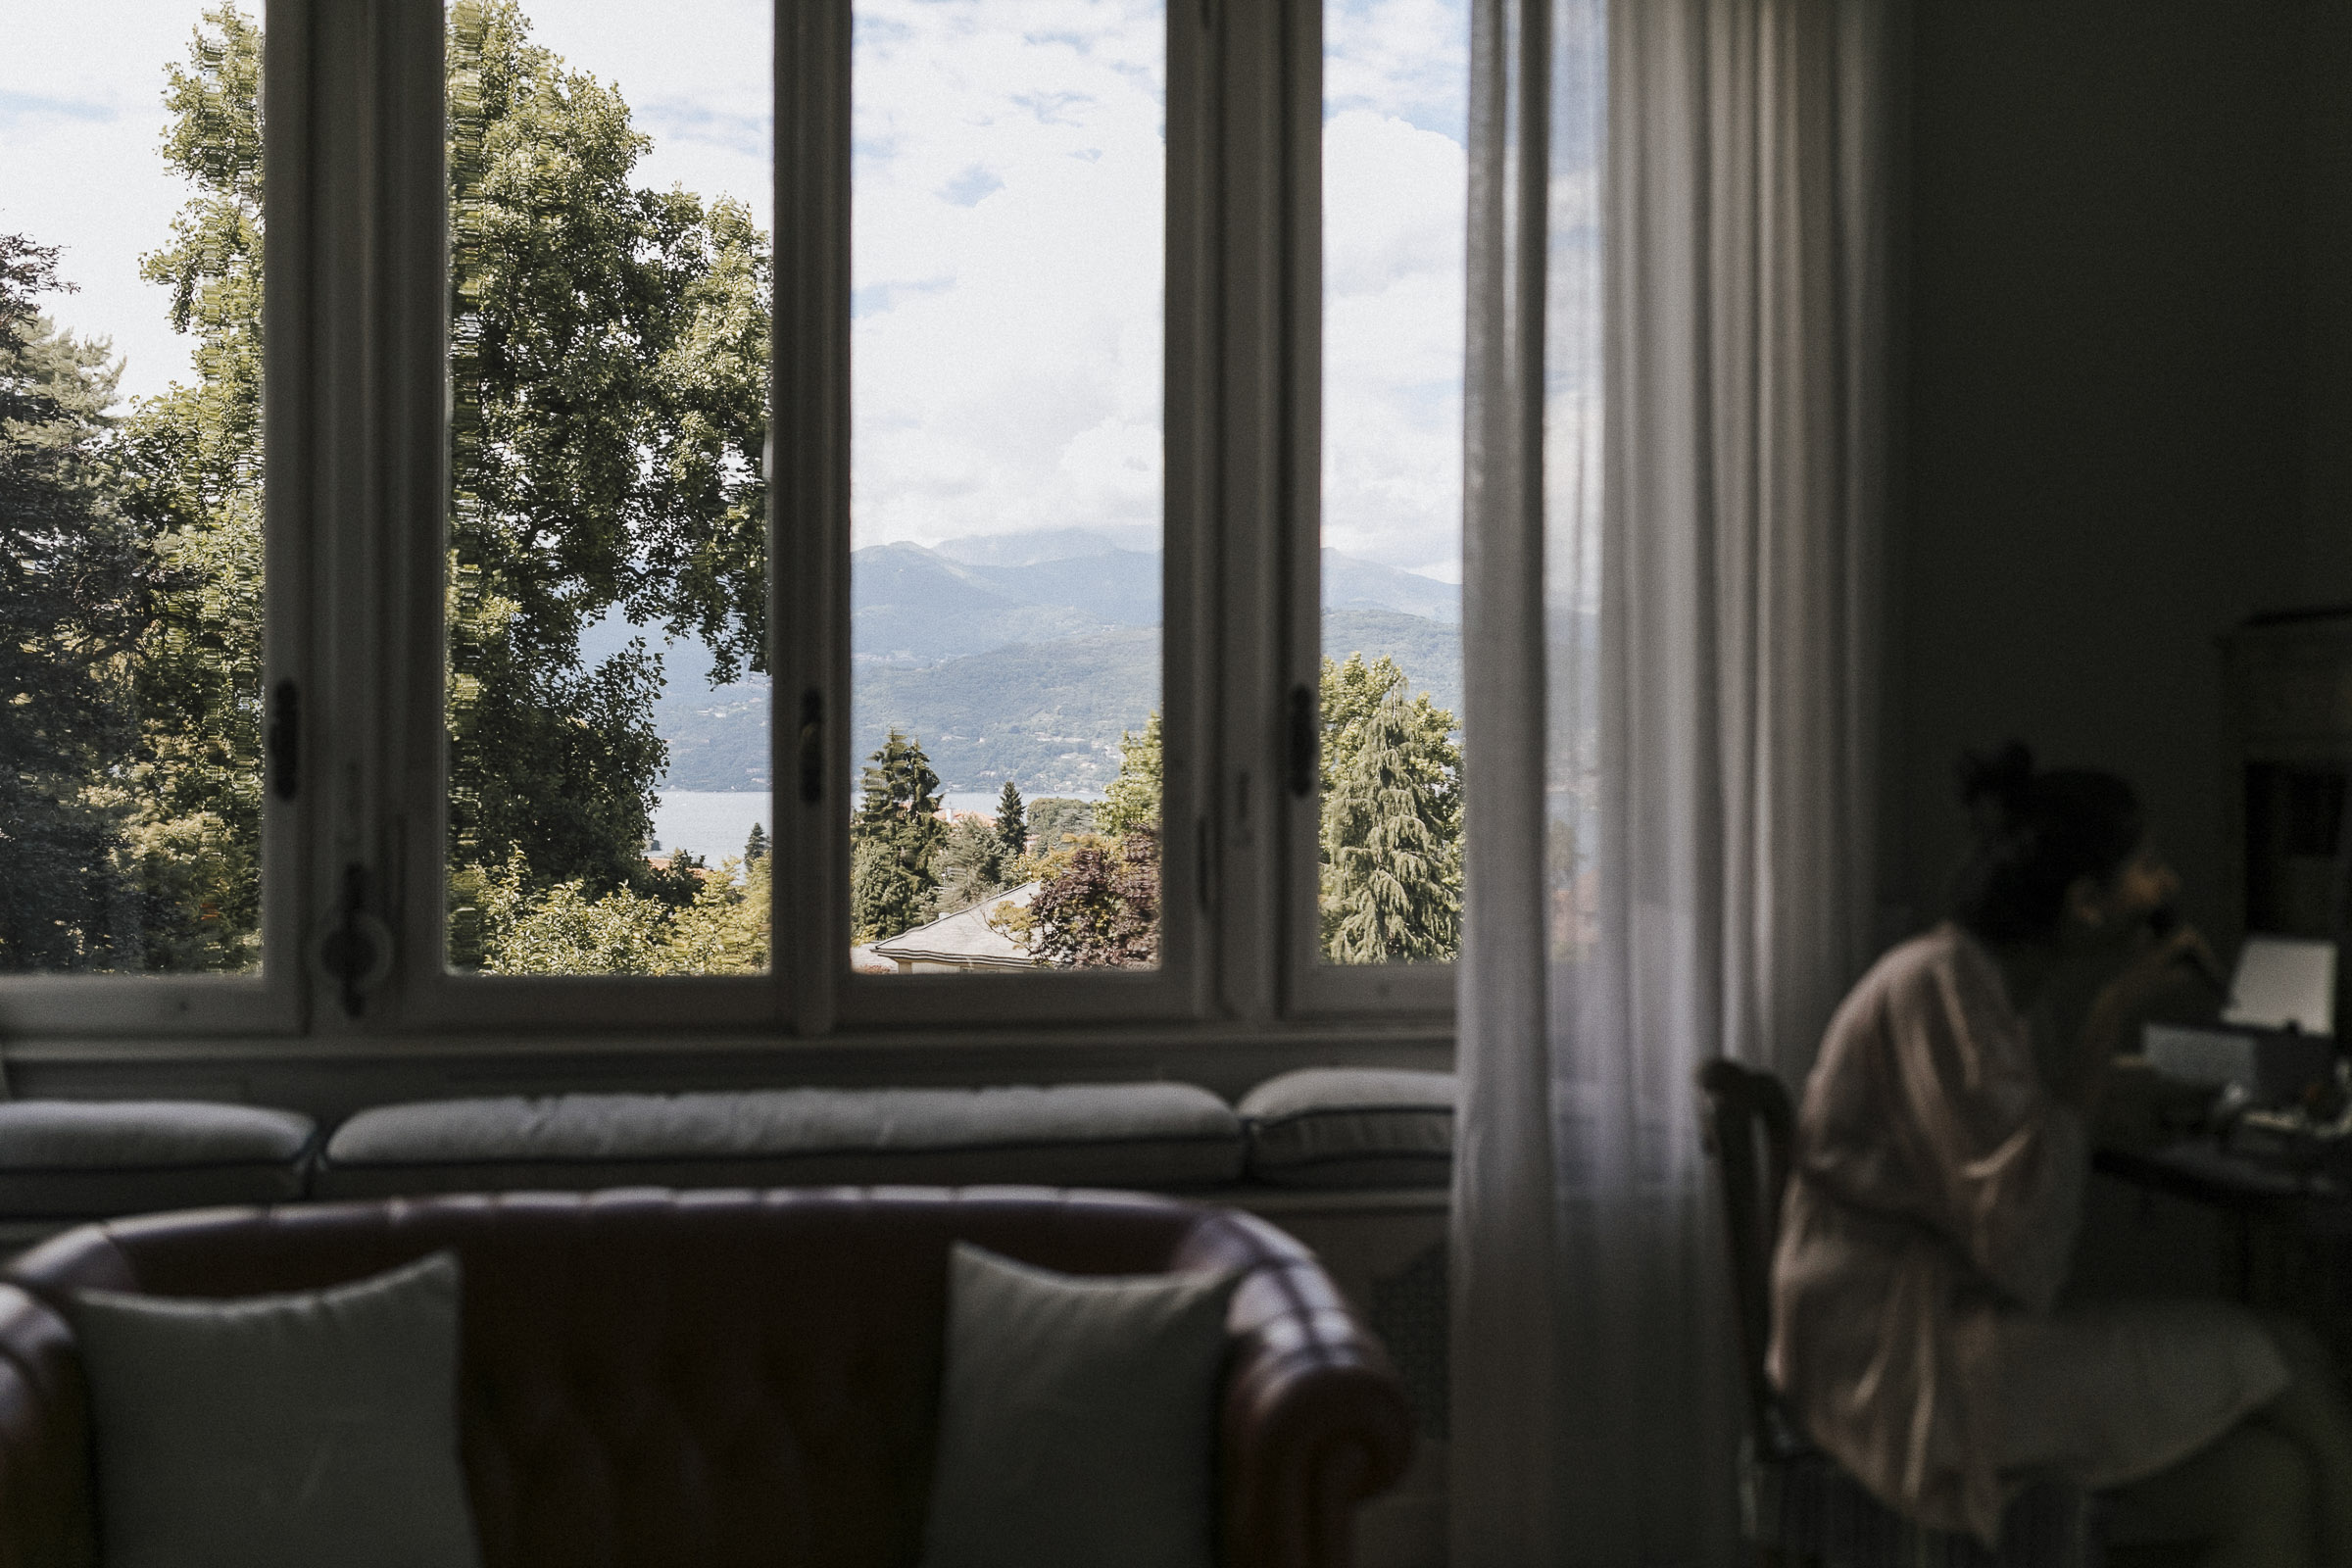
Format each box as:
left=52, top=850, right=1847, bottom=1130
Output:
left=1694, top=1057, right=2104, bottom=1568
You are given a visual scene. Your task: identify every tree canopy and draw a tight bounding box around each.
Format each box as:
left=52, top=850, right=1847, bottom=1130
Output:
left=0, top=238, right=139, bottom=971
left=4, top=2, right=779, bottom=975
left=850, top=728, right=947, bottom=942
left=1318, top=653, right=1461, bottom=963
left=442, top=0, right=770, bottom=912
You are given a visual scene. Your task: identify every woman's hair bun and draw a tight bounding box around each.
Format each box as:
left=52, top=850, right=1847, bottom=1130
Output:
left=1947, top=741, right=2143, bottom=943
left=1957, top=741, right=2034, bottom=831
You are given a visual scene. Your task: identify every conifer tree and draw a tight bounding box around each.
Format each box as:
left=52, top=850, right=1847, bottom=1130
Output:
left=1320, top=688, right=1460, bottom=962
left=743, top=822, right=766, bottom=864
left=994, top=780, right=1027, bottom=863
left=0, top=237, right=140, bottom=971
left=850, top=729, right=945, bottom=941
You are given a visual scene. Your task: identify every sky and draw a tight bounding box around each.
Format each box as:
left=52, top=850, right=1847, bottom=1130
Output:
left=0, top=0, right=1469, bottom=580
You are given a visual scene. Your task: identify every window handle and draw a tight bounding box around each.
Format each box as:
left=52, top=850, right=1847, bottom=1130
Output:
left=1287, top=683, right=1317, bottom=797
left=798, top=688, right=824, bottom=805
left=268, top=679, right=299, bottom=800
left=318, top=862, right=393, bottom=1018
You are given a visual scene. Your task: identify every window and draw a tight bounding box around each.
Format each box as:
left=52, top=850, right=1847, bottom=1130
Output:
left=0, top=0, right=1464, bottom=1052
left=1311, top=0, right=1467, bottom=978
left=848, top=0, right=1166, bottom=978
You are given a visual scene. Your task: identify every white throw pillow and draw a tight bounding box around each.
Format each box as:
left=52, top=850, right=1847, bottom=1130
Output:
left=920, top=1242, right=1239, bottom=1568
left=69, top=1250, right=482, bottom=1568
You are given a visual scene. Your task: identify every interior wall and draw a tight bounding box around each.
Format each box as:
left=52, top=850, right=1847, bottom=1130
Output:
left=2300, top=0, right=2352, bottom=590
left=1889, top=0, right=2319, bottom=946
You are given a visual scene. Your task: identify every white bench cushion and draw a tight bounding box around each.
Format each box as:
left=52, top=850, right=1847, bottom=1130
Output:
left=317, top=1083, right=1246, bottom=1197
left=1238, top=1069, right=1454, bottom=1189
left=0, top=1102, right=317, bottom=1218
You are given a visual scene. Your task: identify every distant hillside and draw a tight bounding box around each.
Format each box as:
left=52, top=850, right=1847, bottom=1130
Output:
left=655, top=677, right=771, bottom=791
left=932, top=525, right=1157, bottom=565
left=1324, top=551, right=1460, bottom=624
left=854, top=627, right=1159, bottom=797
left=853, top=542, right=1154, bottom=663
left=1324, top=609, right=1463, bottom=721
left=582, top=528, right=1465, bottom=793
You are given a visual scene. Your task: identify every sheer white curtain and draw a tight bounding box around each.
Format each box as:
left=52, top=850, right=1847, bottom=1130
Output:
left=1450, top=0, right=1899, bottom=1562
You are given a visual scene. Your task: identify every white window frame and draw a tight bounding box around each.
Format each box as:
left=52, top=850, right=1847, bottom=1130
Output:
left=1277, top=0, right=1461, bottom=1018
left=0, top=0, right=316, bottom=1041
left=0, top=0, right=1460, bottom=1055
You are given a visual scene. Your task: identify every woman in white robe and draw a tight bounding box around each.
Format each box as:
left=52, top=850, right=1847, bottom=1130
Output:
left=1770, top=744, right=2352, bottom=1567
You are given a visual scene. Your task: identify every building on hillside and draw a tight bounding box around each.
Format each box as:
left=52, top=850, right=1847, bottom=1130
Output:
left=868, top=882, right=1049, bottom=974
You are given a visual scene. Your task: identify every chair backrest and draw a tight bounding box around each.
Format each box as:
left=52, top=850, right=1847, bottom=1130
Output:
left=1693, top=1057, right=1797, bottom=1452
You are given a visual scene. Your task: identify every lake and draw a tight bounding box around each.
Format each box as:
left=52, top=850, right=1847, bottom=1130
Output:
left=650, top=792, right=773, bottom=864
left=651, top=788, right=1107, bottom=862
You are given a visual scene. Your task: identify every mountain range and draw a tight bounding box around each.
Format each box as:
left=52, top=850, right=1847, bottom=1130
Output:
left=580, top=530, right=1463, bottom=796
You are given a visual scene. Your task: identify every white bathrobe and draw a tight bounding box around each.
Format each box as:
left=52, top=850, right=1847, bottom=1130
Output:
left=1769, top=922, right=2289, bottom=1544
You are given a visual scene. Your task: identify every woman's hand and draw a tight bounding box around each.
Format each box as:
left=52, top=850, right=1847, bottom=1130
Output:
left=2063, top=922, right=2223, bottom=1110
left=2101, top=922, right=2226, bottom=1016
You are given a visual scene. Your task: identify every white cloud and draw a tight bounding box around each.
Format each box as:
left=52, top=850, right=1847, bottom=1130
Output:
left=850, top=0, right=1166, bottom=550
left=522, top=0, right=772, bottom=229
left=5, top=0, right=1472, bottom=583
left=0, top=1, right=777, bottom=408
left=1320, top=69, right=1468, bottom=578
left=1325, top=0, right=1468, bottom=139
left=0, top=3, right=234, bottom=403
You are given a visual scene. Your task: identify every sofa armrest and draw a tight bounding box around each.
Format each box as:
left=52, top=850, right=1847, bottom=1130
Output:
left=0, top=1285, right=91, bottom=1567
left=1217, top=1253, right=1416, bottom=1568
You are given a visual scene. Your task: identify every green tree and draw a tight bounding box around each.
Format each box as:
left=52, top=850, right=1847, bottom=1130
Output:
left=476, top=851, right=675, bottom=975
left=1018, top=710, right=1160, bottom=965
left=662, top=851, right=769, bottom=973
left=129, top=4, right=776, bottom=972
left=850, top=728, right=946, bottom=941
left=99, top=3, right=270, bottom=972
left=443, top=0, right=771, bottom=906
left=1320, top=653, right=1459, bottom=829
left=1097, top=711, right=1161, bottom=837
left=1321, top=687, right=1460, bottom=962
left=933, top=814, right=1008, bottom=914
left=743, top=821, right=767, bottom=864
left=0, top=237, right=140, bottom=971
left=1024, top=797, right=1098, bottom=856
left=993, top=781, right=1027, bottom=863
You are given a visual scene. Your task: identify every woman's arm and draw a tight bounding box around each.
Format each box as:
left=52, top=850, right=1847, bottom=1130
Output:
left=2054, top=925, right=2220, bottom=1112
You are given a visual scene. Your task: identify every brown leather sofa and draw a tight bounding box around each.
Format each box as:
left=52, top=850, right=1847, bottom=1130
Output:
left=0, top=1187, right=1413, bottom=1568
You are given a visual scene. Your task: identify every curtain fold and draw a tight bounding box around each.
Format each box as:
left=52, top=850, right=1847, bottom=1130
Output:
left=1451, top=1, right=1898, bottom=1563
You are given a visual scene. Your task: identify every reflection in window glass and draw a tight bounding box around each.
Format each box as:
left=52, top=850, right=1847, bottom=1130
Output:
left=850, top=0, right=1165, bottom=976
left=440, top=0, right=773, bottom=976
left=0, top=4, right=266, bottom=974
left=1318, top=0, right=1467, bottom=965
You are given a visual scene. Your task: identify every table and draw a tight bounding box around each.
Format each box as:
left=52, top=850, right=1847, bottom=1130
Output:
left=2092, top=1139, right=2352, bottom=1355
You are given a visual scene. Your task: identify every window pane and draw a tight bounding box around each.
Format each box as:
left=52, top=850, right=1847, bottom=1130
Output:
left=850, top=0, right=1165, bottom=976
left=441, top=0, right=773, bottom=976
left=1318, top=0, right=1466, bottom=965
left=0, top=4, right=266, bottom=974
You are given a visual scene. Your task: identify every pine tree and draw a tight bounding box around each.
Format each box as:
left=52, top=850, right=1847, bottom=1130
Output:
left=994, top=780, right=1027, bottom=863
left=743, top=822, right=766, bottom=864
left=1320, top=689, right=1460, bottom=963
left=933, top=815, right=1007, bottom=913
left=849, top=729, right=946, bottom=941
left=0, top=237, right=141, bottom=971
